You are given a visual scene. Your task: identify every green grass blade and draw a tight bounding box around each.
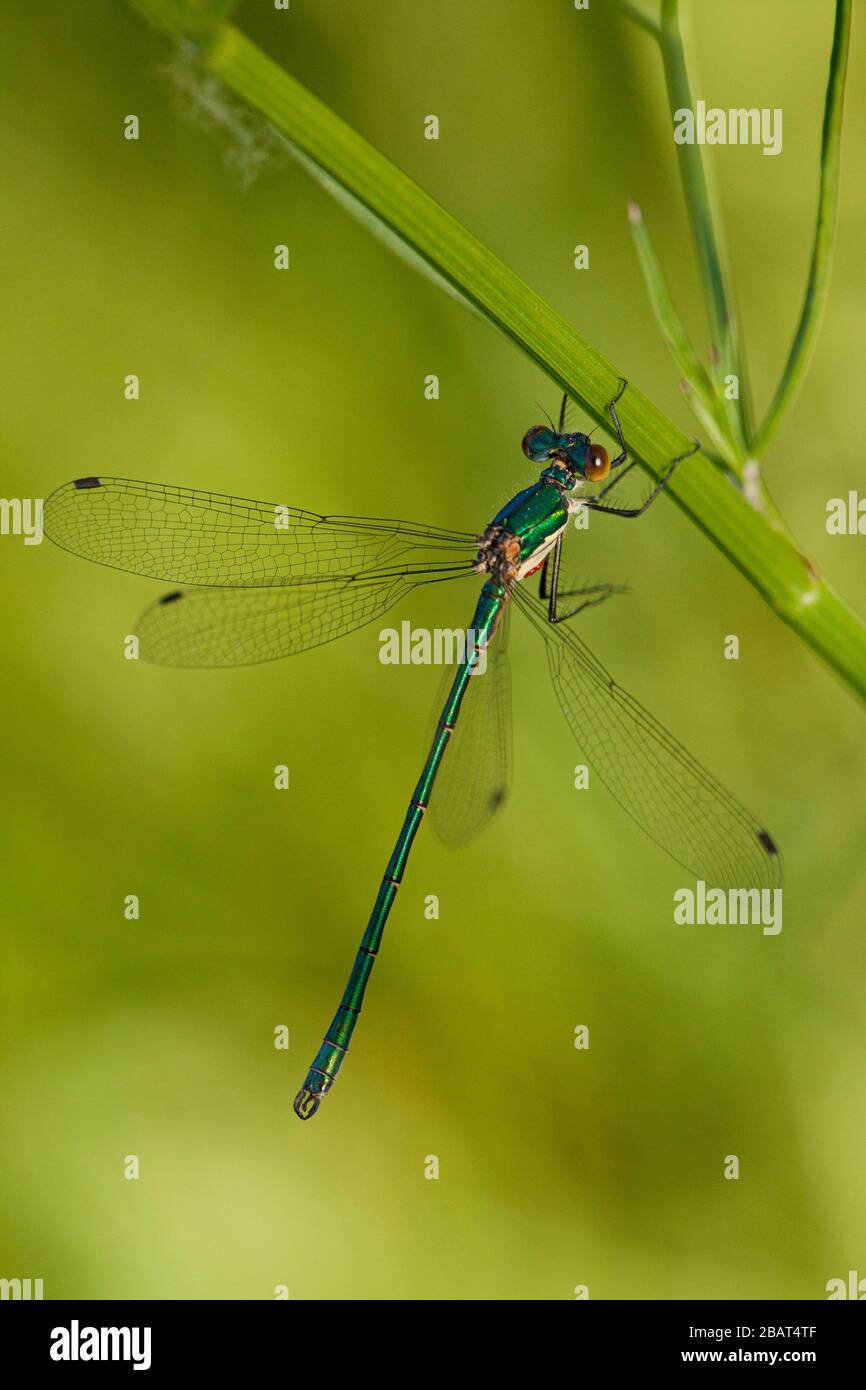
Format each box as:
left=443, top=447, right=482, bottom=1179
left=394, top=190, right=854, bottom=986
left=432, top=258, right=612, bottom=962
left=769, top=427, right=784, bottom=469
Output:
left=658, top=0, right=751, bottom=454
left=123, top=0, right=866, bottom=705
left=751, top=0, right=852, bottom=459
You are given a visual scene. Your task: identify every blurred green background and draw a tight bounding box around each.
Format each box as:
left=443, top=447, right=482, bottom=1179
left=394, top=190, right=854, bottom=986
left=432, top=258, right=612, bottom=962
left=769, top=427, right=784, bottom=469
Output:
left=1, top=0, right=864, bottom=1300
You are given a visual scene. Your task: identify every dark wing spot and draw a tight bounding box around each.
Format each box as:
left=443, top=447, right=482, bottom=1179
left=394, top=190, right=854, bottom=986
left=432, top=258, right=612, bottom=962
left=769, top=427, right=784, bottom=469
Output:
left=757, top=828, right=779, bottom=856
left=159, top=591, right=183, bottom=605
left=73, top=477, right=102, bottom=489
left=487, top=786, right=507, bottom=813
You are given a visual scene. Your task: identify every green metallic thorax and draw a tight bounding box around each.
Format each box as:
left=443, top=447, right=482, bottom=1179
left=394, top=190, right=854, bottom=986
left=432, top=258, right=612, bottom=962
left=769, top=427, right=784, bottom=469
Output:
left=489, top=474, right=572, bottom=564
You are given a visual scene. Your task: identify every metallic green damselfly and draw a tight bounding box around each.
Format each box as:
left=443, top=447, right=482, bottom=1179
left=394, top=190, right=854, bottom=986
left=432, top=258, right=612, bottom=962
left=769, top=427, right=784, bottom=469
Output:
left=44, top=385, right=780, bottom=1120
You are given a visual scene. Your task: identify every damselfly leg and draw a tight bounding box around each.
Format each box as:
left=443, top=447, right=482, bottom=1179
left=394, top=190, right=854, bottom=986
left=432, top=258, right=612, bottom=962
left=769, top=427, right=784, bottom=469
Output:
left=539, top=542, right=628, bottom=626
left=584, top=438, right=700, bottom=519
left=571, top=379, right=701, bottom=519
left=603, top=376, right=629, bottom=469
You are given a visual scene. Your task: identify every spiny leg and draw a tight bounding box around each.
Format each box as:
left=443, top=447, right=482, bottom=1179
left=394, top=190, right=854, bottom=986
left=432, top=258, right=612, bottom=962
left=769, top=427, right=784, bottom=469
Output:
left=591, top=378, right=699, bottom=518
left=540, top=538, right=627, bottom=625
left=586, top=439, right=700, bottom=520
left=538, top=550, right=625, bottom=603
left=606, top=377, right=629, bottom=467
left=558, top=378, right=629, bottom=455
left=592, top=458, right=638, bottom=503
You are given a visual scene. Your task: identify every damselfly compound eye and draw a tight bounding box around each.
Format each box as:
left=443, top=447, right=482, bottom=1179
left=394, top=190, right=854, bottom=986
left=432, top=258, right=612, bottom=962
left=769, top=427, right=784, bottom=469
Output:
left=522, top=426, right=557, bottom=461
left=585, top=444, right=610, bottom=481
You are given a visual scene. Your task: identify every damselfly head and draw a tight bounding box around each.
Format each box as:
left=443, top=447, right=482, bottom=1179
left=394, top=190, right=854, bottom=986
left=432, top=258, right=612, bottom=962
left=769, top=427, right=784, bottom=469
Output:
left=553, top=434, right=610, bottom=481
left=522, top=425, right=558, bottom=462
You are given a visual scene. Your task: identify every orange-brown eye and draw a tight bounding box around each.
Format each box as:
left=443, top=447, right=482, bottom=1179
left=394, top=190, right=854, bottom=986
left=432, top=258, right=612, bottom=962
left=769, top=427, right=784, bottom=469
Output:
left=585, top=444, right=610, bottom=481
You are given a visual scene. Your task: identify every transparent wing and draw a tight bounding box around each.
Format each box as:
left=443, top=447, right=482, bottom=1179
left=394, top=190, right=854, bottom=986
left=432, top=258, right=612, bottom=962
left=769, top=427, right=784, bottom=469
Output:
left=135, top=571, right=480, bottom=668
left=43, top=476, right=477, bottom=587
left=513, top=585, right=781, bottom=890
left=428, top=608, right=512, bottom=847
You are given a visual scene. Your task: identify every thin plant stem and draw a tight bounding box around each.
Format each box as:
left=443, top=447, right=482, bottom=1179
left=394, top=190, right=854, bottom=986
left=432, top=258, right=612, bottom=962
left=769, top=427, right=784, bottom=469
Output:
left=612, top=0, right=661, bottom=42
left=658, top=0, right=751, bottom=456
left=627, top=199, right=733, bottom=463
left=751, top=0, right=851, bottom=458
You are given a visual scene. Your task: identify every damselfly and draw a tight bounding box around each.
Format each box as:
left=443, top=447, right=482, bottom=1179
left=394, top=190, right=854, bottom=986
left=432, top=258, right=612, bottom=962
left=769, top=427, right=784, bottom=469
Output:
left=44, top=383, right=780, bottom=1120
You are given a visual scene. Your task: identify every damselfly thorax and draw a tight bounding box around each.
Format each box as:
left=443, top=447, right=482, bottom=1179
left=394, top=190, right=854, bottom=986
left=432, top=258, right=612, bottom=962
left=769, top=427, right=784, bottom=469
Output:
left=475, top=467, right=586, bottom=588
